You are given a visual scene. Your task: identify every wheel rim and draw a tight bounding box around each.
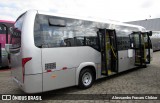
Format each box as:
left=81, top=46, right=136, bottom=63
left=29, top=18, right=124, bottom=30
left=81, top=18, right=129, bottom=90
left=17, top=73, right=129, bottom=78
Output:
left=82, top=72, right=92, bottom=86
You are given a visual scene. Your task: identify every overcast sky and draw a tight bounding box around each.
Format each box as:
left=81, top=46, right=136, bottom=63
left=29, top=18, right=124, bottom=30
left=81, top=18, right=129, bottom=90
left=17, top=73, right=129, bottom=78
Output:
left=0, top=0, right=160, bottom=22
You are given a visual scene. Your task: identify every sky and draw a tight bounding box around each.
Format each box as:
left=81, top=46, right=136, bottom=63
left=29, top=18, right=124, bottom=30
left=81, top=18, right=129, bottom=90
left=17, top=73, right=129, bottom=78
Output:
left=0, top=0, right=160, bottom=22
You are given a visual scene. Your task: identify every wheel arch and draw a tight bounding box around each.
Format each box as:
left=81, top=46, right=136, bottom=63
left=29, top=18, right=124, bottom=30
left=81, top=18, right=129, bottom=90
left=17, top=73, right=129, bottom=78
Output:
left=76, top=62, right=97, bottom=85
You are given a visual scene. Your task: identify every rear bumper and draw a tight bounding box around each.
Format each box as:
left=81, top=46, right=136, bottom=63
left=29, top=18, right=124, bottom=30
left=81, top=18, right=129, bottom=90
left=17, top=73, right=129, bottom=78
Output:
left=0, top=49, right=9, bottom=67
left=12, top=74, right=43, bottom=94
left=12, top=77, right=24, bottom=91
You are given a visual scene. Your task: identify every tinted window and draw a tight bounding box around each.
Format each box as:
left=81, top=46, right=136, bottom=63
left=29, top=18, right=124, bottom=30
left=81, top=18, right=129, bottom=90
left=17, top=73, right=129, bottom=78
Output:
left=0, top=25, right=7, bottom=34
left=74, top=36, right=98, bottom=49
left=115, top=25, right=139, bottom=51
left=0, top=22, right=14, bottom=34
left=34, top=14, right=99, bottom=50
left=117, top=36, right=130, bottom=50
left=11, top=15, right=24, bottom=48
left=34, top=14, right=70, bottom=48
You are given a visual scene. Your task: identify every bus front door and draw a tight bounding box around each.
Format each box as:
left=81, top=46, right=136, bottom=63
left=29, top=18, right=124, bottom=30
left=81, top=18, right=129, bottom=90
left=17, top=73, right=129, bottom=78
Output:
left=98, top=29, right=118, bottom=76
left=130, top=31, right=151, bottom=67
left=141, top=32, right=152, bottom=64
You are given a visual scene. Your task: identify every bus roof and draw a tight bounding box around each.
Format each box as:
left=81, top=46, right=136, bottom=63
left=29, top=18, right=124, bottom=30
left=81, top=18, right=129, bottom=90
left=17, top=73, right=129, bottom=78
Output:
left=36, top=10, right=145, bottom=30
left=0, top=20, right=15, bottom=24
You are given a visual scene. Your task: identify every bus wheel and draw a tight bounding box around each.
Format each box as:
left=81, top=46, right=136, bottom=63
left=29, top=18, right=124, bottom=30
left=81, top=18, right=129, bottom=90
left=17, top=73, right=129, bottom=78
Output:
left=78, top=68, right=94, bottom=89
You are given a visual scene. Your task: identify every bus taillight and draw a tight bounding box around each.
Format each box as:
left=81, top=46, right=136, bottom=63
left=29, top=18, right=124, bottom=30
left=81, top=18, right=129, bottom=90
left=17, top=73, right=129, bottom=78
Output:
left=22, top=57, right=32, bottom=83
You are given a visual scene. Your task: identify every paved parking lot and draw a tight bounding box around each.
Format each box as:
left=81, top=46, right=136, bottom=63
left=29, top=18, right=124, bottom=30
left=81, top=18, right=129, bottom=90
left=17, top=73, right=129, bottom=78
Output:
left=0, top=51, right=160, bottom=103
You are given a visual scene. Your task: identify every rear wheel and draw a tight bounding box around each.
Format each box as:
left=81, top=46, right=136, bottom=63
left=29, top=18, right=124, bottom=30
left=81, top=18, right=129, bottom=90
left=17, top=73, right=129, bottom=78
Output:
left=78, top=68, right=94, bottom=89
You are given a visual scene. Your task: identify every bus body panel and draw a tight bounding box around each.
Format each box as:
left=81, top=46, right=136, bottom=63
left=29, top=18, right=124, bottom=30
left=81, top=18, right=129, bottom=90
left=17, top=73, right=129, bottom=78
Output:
left=42, top=47, right=100, bottom=72
left=11, top=51, right=23, bottom=83
left=118, top=50, right=136, bottom=72
left=43, top=68, right=76, bottom=92
left=12, top=73, right=42, bottom=93
left=24, top=74, right=42, bottom=93
left=42, top=47, right=100, bottom=91
left=21, top=10, right=42, bottom=75
left=11, top=10, right=43, bottom=92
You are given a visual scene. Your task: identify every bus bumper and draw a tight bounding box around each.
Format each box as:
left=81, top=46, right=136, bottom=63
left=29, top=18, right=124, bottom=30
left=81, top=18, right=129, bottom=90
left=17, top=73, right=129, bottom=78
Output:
left=12, top=77, right=24, bottom=91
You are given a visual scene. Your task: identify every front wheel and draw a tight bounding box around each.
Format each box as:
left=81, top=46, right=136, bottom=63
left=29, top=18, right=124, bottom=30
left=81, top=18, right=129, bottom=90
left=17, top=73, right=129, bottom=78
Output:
left=78, top=68, right=94, bottom=89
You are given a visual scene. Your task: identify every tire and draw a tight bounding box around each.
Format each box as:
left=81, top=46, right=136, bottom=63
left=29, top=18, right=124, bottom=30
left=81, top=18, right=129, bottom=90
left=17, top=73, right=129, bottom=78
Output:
left=78, top=68, right=94, bottom=89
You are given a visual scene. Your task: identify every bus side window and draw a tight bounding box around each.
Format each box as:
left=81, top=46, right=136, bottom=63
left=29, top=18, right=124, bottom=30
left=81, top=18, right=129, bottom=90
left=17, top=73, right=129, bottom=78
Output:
left=64, top=38, right=75, bottom=47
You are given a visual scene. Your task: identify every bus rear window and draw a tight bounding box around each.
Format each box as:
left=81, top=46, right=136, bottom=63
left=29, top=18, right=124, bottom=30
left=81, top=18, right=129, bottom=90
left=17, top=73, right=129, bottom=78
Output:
left=11, top=15, right=24, bottom=49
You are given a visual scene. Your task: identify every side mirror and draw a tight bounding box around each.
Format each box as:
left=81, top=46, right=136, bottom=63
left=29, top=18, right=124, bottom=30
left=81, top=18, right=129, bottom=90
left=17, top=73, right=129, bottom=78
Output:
left=148, top=31, right=152, bottom=36
left=5, top=44, right=12, bottom=54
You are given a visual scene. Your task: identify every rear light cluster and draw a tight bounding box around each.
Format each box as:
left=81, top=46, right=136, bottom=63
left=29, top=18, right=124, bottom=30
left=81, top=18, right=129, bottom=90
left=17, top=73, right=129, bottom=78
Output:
left=22, top=57, right=32, bottom=83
